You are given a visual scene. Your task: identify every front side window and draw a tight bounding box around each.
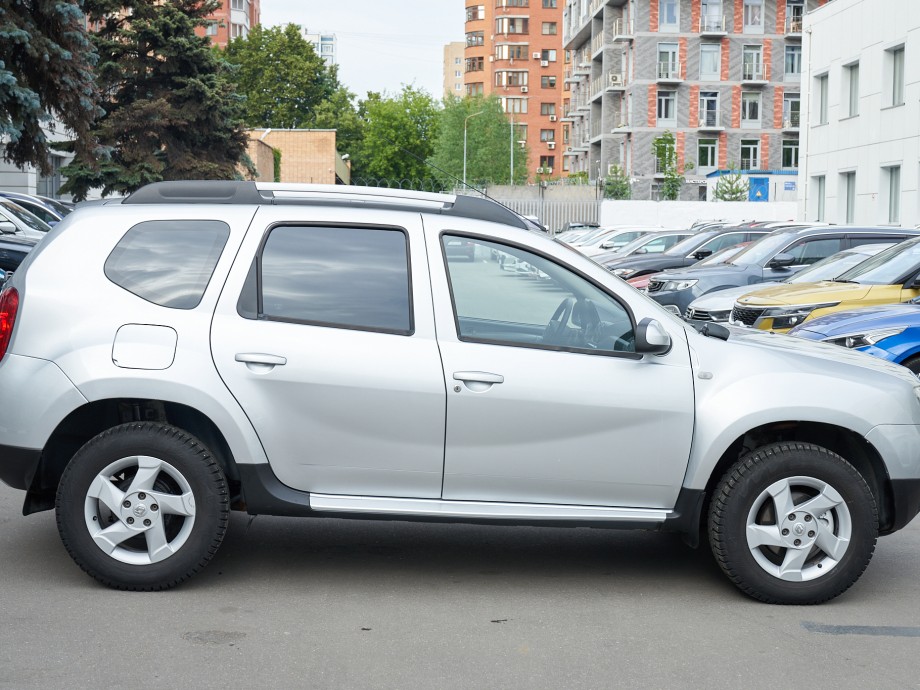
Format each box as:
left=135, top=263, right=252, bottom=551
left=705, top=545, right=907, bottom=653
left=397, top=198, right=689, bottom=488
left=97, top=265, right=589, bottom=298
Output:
left=242, top=225, right=412, bottom=334
left=782, top=238, right=844, bottom=266
left=443, top=236, right=635, bottom=355
left=106, top=220, right=230, bottom=310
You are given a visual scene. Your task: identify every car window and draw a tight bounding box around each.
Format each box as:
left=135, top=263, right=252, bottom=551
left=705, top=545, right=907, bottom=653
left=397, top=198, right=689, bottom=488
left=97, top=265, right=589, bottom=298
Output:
left=0, top=199, right=51, bottom=233
left=242, top=225, right=412, bottom=334
left=16, top=201, right=57, bottom=224
left=105, top=220, right=230, bottom=309
left=699, top=232, right=749, bottom=254
left=836, top=236, right=920, bottom=285
left=782, top=237, right=843, bottom=265
left=442, top=235, right=635, bottom=354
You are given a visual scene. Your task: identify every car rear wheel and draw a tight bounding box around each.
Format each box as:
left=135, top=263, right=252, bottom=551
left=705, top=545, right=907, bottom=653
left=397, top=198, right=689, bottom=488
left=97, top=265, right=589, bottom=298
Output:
left=708, top=442, right=877, bottom=604
left=900, top=355, right=920, bottom=375
left=56, top=422, right=229, bottom=590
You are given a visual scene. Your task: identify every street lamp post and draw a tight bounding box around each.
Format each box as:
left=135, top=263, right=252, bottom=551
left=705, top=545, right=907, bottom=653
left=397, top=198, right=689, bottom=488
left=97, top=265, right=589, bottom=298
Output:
left=463, top=110, right=484, bottom=189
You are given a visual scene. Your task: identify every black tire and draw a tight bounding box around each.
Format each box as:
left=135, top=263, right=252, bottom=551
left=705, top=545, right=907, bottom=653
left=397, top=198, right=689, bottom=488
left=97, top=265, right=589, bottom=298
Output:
left=708, top=442, right=877, bottom=605
left=901, top=355, right=920, bottom=375
left=55, top=422, right=229, bottom=590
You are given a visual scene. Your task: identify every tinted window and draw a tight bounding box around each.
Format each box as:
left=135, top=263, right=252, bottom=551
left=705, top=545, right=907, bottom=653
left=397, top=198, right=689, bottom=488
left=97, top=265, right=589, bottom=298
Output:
left=105, top=220, right=229, bottom=309
left=783, top=237, right=843, bottom=265
left=256, top=225, right=411, bottom=334
left=444, top=235, right=635, bottom=354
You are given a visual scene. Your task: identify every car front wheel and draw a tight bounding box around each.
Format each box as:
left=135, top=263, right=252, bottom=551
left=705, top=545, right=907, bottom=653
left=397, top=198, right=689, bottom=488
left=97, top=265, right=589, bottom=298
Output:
left=56, top=422, right=229, bottom=590
left=708, top=442, right=878, bottom=604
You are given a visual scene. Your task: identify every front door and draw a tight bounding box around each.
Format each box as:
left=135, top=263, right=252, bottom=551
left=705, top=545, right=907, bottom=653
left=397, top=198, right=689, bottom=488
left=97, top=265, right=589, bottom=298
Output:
left=426, top=226, right=695, bottom=509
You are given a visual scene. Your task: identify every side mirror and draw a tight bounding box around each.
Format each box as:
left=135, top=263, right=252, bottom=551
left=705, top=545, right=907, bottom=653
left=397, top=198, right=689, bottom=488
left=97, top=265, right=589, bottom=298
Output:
left=636, top=317, right=672, bottom=355
left=692, top=249, right=713, bottom=260
left=600, top=240, right=615, bottom=249
left=768, top=252, right=796, bottom=268
left=634, top=247, right=648, bottom=255
left=0, top=221, right=16, bottom=235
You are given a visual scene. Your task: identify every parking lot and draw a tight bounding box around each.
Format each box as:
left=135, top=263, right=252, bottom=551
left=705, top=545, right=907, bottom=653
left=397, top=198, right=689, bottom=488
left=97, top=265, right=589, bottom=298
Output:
left=1, top=480, right=919, bottom=689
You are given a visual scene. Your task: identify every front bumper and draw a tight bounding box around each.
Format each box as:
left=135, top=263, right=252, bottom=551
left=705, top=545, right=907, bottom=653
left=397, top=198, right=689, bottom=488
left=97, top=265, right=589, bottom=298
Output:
left=648, top=286, right=700, bottom=315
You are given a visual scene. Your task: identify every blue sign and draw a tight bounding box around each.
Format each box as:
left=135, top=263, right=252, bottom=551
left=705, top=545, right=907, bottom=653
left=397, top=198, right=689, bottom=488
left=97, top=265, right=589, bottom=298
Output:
left=784, top=181, right=797, bottom=191
left=748, top=177, right=769, bottom=203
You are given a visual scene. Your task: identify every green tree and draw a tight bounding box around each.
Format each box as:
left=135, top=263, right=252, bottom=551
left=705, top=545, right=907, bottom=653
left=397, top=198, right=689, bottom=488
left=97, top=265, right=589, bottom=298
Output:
left=358, top=86, right=440, bottom=185
left=312, top=85, right=364, bottom=173
left=712, top=165, right=750, bottom=201
left=223, top=24, right=335, bottom=129
left=61, top=0, right=250, bottom=200
left=651, top=131, right=689, bottom=201
left=0, top=1, right=100, bottom=174
left=428, top=95, right=528, bottom=189
left=603, top=164, right=631, bottom=200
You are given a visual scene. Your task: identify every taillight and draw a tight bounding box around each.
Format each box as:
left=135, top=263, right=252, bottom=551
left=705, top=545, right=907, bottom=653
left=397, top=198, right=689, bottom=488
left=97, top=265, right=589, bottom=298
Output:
left=0, top=286, right=19, bottom=361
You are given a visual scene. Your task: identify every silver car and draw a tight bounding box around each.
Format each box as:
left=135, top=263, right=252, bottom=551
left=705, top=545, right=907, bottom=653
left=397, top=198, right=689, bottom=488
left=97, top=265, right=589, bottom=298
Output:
left=1, top=181, right=919, bottom=603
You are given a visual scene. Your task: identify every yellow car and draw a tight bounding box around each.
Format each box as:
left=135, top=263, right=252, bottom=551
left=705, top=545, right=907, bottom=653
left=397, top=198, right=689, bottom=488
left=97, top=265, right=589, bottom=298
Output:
left=731, top=237, right=920, bottom=332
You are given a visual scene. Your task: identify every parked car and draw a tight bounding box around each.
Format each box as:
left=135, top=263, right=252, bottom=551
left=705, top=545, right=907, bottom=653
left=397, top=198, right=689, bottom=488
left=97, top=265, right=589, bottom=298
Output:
left=790, top=302, right=920, bottom=374
left=648, top=226, right=920, bottom=316
left=631, top=243, right=753, bottom=292
left=732, top=236, right=920, bottom=332
left=0, top=235, right=38, bottom=286
left=2, top=181, right=920, bottom=604
left=0, top=198, right=53, bottom=239
left=600, top=225, right=772, bottom=278
left=0, top=191, right=67, bottom=226
left=594, top=230, right=693, bottom=262
left=687, top=244, right=894, bottom=322
left=578, top=227, right=666, bottom=257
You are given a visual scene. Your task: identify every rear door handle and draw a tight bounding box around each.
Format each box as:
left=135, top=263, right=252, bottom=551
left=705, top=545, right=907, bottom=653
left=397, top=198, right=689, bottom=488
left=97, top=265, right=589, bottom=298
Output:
left=453, top=371, right=504, bottom=384
left=235, top=353, right=287, bottom=366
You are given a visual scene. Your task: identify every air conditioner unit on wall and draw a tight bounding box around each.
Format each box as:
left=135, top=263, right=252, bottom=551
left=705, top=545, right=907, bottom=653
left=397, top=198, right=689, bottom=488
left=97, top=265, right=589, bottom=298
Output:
left=533, top=52, right=541, bottom=59
left=546, top=168, right=553, bottom=174
left=541, top=60, right=549, bottom=67
left=547, top=141, right=556, bottom=149
left=549, top=115, right=557, bottom=121
left=609, top=73, right=622, bottom=86
left=536, top=167, right=545, bottom=173
left=521, top=85, right=528, bottom=92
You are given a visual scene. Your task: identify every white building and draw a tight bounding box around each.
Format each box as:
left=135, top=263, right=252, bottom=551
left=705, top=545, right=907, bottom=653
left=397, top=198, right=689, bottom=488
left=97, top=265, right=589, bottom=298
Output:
left=798, top=0, right=919, bottom=226
left=303, top=29, right=336, bottom=66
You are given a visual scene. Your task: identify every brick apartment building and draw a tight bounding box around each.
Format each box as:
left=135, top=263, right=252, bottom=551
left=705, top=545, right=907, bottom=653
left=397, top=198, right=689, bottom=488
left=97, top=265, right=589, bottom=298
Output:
left=464, top=0, right=567, bottom=178
left=563, top=0, right=829, bottom=200
left=198, top=0, right=261, bottom=47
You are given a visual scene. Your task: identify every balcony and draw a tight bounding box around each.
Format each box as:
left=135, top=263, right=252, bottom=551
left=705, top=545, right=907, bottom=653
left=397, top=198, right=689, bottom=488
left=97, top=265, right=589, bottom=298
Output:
left=696, top=111, right=724, bottom=131
left=698, top=14, right=727, bottom=36
left=782, top=109, right=801, bottom=132
left=740, top=158, right=760, bottom=171
left=610, top=117, right=631, bottom=134
left=785, top=16, right=803, bottom=39
left=656, top=62, right=683, bottom=83
left=742, top=63, right=767, bottom=85
left=612, top=18, right=634, bottom=42
left=591, top=32, right=605, bottom=56
left=591, top=74, right=605, bottom=99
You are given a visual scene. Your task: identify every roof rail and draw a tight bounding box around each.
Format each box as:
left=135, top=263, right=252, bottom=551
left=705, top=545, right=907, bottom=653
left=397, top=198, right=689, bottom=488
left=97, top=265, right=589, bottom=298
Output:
left=122, top=181, right=534, bottom=231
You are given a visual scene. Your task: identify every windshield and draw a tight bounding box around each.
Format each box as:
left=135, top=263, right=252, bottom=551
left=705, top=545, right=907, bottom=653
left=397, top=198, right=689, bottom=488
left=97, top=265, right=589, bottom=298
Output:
left=602, top=230, right=650, bottom=250
left=835, top=237, right=920, bottom=285
left=694, top=243, right=748, bottom=266
left=787, top=245, right=892, bottom=284
left=727, top=232, right=797, bottom=266
left=0, top=199, right=52, bottom=233
left=573, top=226, right=620, bottom=245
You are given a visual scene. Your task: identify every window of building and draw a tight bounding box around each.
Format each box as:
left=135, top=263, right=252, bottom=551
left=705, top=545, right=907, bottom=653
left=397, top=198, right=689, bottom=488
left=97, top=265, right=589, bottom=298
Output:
left=466, top=56, right=484, bottom=72
left=539, top=156, right=555, bottom=171
left=740, top=139, right=760, bottom=170
left=659, top=0, right=679, bottom=31
left=742, top=45, right=763, bottom=81
left=542, top=22, right=557, bottom=34
left=784, top=45, right=801, bottom=79
left=205, top=21, right=218, bottom=36
left=495, top=44, right=529, bottom=60
left=497, top=0, right=529, bottom=5
left=886, top=166, right=901, bottom=224
left=815, top=74, right=828, bottom=124
left=741, top=92, right=760, bottom=127
left=466, top=31, right=484, bottom=47
left=786, top=0, right=804, bottom=32
left=698, top=139, right=717, bottom=169
left=455, top=70, right=462, bottom=78
left=496, top=70, right=528, bottom=86
left=844, top=62, right=859, bottom=117
left=658, top=43, right=679, bottom=79
left=543, top=0, right=557, bottom=6
left=456, top=57, right=462, bottom=64
left=699, top=91, right=720, bottom=127
left=842, top=171, right=856, bottom=223
left=657, top=90, right=676, bottom=124
left=783, top=96, right=800, bottom=128
left=541, top=49, right=557, bottom=62
left=888, top=46, right=905, bottom=106
left=813, top=175, right=826, bottom=221
left=540, top=129, right=556, bottom=142
left=743, top=0, right=763, bottom=32
left=540, top=102, right=556, bottom=115
left=562, top=125, right=569, bottom=143
left=781, top=140, right=798, bottom=169
left=496, top=17, right=529, bottom=34
left=541, top=76, right=557, bottom=88
left=467, top=83, right=484, bottom=96
left=466, top=4, right=485, bottom=21
left=699, top=43, right=720, bottom=80
left=231, top=0, right=245, bottom=9
left=700, top=0, right=723, bottom=31
left=503, top=97, right=528, bottom=113
left=230, top=23, right=245, bottom=38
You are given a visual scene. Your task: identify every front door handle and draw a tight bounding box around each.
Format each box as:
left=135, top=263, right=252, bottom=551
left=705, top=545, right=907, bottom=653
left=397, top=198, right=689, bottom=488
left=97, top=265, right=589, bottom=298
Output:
left=235, top=353, right=287, bottom=367
left=453, top=371, right=504, bottom=384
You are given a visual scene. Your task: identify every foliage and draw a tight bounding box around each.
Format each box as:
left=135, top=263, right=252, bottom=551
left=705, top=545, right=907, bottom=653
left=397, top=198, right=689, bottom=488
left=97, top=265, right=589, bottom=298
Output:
left=272, top=148, right=282, bottom=183
left=61, top=0, right=250, bottom=200
left=428, top=95, right=529, bottom=189
left=651, top=131, right=689, bottom=201
left=567, top=171, right=590, bottom=185
left=358, top=86, right=440, bottom=184
left=312, top=84, right=364, bottom=175
left=603, top=165, right=631, bottom=200
left=223, top=24, right=335, bottom=129
left=712, top=165, right=750, bottom=201
left=0, top=0, right=100, bottom=174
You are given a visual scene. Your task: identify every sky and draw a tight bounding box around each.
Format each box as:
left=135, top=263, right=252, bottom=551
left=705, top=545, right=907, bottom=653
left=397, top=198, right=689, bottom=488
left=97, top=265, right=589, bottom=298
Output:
left=261, top=2, right=465, bottom=100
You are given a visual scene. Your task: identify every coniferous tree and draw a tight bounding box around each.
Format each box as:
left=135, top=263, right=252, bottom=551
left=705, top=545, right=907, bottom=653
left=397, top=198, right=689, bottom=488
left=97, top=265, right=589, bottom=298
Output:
left=61, top=0, right=250, bottom=200
left=0, top=0, right=100, bottom=174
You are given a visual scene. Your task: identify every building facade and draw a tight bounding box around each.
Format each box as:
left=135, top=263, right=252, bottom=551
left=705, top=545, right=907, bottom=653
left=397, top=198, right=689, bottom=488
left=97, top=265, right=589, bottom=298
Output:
left=199, top=0, right=261, bottom=47
left=444, top=42, right=466, bottom=98
left=464, top=0, right=566, bottom=178
left=303, top=29, right=337, bottom=65
left=563, top=0, right=827, bottom=200
left=798, top=0, right=919, bottom=226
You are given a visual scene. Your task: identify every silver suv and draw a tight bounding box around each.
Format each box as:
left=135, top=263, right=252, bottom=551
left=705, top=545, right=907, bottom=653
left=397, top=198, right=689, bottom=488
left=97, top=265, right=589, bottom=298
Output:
left=2, top=181, right=920, bottom=603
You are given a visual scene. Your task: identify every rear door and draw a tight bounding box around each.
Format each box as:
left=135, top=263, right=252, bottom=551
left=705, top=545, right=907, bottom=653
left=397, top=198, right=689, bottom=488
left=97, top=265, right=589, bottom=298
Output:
left=211, top=206, right=447, bottom=498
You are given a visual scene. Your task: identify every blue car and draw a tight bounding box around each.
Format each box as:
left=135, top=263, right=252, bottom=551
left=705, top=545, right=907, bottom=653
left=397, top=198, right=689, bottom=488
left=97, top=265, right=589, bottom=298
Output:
left=789, top=302, right=920, bottom=374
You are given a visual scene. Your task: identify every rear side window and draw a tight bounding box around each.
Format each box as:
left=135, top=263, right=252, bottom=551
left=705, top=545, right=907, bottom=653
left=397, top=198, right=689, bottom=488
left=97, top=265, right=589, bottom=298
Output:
left=240, top=225, right=412, bottom=335
left=105, top=220, right=230, bottom=309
